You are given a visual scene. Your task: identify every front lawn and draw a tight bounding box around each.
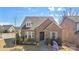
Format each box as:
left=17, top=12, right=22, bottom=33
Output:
left=23, top=45, right=40, bottom=51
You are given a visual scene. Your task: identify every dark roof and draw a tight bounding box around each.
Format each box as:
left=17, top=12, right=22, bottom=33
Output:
left=20, top=16, right=57, bottom=30
left=0, top=25, right=16, bottom=32
left=2, top=25, right=14, bottom=30
left=60, top=16, right=79, bottom=25
left=66, top=16, right=79, bottom=22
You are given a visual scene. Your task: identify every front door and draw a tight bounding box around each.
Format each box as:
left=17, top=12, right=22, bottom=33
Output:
left=40, top=32, right=44, bottom=41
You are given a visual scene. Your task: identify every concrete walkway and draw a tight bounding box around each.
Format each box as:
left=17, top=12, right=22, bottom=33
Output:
left=39, top=40, right=52, bottom=51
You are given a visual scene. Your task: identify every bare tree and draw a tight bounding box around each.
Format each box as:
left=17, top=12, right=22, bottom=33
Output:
left=59, top=7, right=78, bottom=24
left=67, top=7, right=78, bottom=16
left=58, top=8, right=67, bottom=24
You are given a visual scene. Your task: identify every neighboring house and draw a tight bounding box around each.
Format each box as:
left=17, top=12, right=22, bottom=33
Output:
left=60, top=16, right=79, bottom=46
left=0, top=25, right=16, bottom=39
left=21, top=16, right=62, bottom=42
left=0, top=25, right=3, bottom=33
left=2, top=25, right=16, bottom=33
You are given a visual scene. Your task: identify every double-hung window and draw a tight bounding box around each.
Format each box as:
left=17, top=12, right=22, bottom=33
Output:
left=26, top=21, right=32, bottom=27
left=50, top=31, right=58, bottom=39
left=26, top=32, right=34, bottom=38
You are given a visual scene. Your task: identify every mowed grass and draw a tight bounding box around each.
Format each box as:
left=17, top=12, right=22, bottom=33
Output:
left=0, top=39, right=36, bottom=51
left=23, top=45, right=38, bottom=51
left=0, top=39, right=76, bottom=51
left=0, top=39, right=23, bottom=51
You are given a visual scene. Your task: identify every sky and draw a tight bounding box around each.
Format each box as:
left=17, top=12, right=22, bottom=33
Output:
left=0, top=7, right=79, bottom=27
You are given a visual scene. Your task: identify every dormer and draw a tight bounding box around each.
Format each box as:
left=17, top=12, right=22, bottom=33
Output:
left=26, top=21, right=32, bottom=28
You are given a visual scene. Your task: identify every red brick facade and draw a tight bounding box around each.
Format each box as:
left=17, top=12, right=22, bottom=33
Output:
left=60, top=16, right=79, bottom=46
left=35, top=19, right=62, bottom=42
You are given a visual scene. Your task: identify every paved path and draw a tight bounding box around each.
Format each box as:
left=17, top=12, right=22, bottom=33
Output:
left=24, top=41, right=52, bottom=51
left=39, top=40, right=52, bottom=51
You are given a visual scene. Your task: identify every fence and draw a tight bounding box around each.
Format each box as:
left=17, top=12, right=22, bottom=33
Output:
left=0, top=33, right=16, bottom=40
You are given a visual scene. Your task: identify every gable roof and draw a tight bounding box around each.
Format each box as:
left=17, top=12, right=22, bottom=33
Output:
left=61, top=16, right=79, bottom=25
left=21, top=16, right=57, bottom=30
left=67, top=16, right=79, bottom=22
left=2, top=25, right=14, bottom=30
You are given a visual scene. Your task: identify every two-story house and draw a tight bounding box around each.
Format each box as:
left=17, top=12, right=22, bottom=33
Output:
left=21, top=16, right=62, bottom=42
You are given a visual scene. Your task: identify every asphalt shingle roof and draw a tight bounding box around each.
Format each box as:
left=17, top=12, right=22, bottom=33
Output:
left=2, top=25, right=13, bottom=30
left=21, top=16, right=57, bottom=30
left=67, top=16, right=79, bottom=22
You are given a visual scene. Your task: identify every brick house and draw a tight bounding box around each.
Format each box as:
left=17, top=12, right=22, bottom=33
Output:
left=21, top=16, right=62, bottom=42
left=60, top=16, right=79, bottom=46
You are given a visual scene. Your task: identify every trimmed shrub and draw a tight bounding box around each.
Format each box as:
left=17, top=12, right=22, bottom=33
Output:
left=16, top=33, right=23, bottom=44
left=26, top=38, right=35, bottom=42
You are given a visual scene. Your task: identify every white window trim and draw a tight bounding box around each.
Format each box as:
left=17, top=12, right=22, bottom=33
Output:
left=26, top=21, right=32, bottom=27
left=26, top=32, right=34, bottom=38
left=50, top=31, right=58, bottom=39
left=76, top=23, right=79, bottom=31
left=50, top=31, right=52, bottom=39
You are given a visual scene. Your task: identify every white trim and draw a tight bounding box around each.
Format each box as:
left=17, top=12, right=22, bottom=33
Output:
left=50, top=31, right=52, bottom=39
left=77, top=23, right=79, bottom=31
left=50, top=31, right=58, bottom=39
left=26, top=21, right=32, bottom=27
left=8, top=26, right=15, bottom=32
